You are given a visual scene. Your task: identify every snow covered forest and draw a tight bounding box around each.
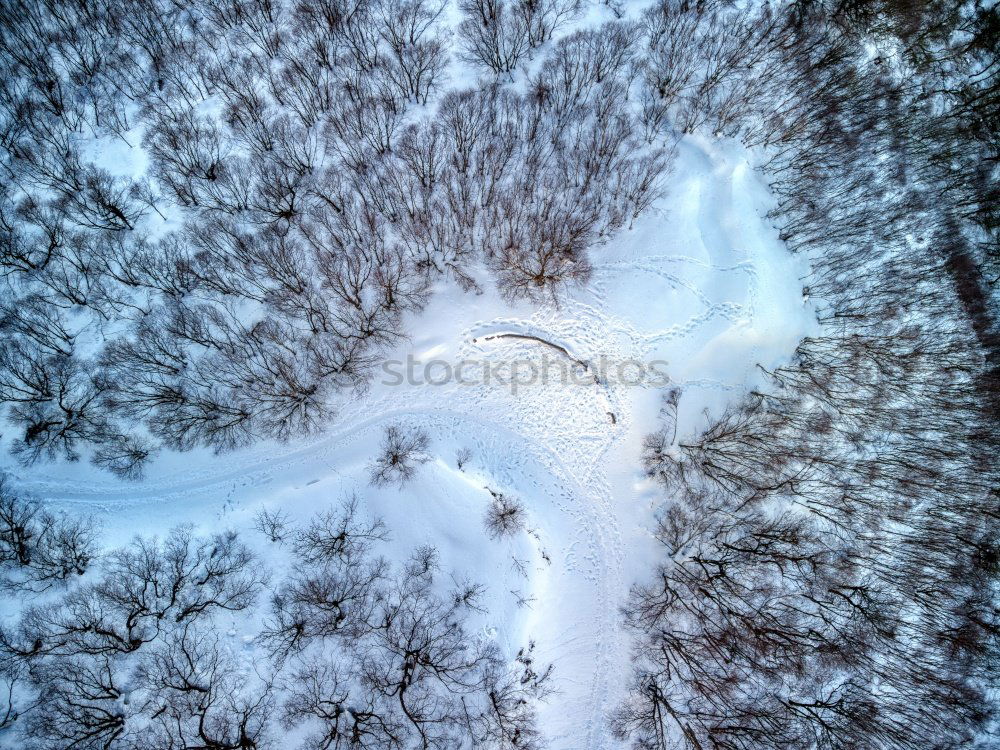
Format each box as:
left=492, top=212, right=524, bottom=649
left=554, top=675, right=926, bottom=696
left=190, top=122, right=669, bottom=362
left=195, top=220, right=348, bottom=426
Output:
left=0, top=0, right=997, bottom=748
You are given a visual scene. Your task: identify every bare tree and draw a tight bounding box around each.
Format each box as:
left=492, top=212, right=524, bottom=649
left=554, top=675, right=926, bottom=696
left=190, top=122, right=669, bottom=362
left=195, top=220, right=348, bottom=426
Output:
left=377, top=0, right=450, bottom=105
left=484, top=491, right=527, bottom=540
left=91, top=434, right=157, bottom=481
left=458, top=0, right=532, bottom=77
left=260, top=498, right=390, bottom=659
left=293, top=496, right=389, bottom=565
left=138, top=624, right=276, bottom=750
left=259, top=552, right=389, bottom=661
left=368, top=425, right=432, bottom=487
left=0, top=659, right=19, bottom=731
left=25, top=654, right=128, bottom=749
left=254, top=507, right=291, bottom=544
left=281, top=658, right=407, bottom=750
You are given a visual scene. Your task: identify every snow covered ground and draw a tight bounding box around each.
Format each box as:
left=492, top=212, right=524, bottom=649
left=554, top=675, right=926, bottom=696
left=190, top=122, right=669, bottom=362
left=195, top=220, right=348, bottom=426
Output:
left=2, top=134, right=810, bottom=749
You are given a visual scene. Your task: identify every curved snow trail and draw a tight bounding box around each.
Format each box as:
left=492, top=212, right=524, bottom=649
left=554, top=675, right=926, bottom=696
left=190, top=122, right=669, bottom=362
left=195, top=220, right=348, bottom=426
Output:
left=7, top=137, right=810, bottom=750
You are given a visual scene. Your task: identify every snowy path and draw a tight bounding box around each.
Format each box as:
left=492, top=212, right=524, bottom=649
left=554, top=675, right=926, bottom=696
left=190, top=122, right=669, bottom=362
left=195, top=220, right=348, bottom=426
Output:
left=6, top=137, right=810, bottom=750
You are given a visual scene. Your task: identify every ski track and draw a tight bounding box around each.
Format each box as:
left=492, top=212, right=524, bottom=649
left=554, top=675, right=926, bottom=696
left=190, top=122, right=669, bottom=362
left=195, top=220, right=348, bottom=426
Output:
left=9, top=141, right=795, bottom=750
